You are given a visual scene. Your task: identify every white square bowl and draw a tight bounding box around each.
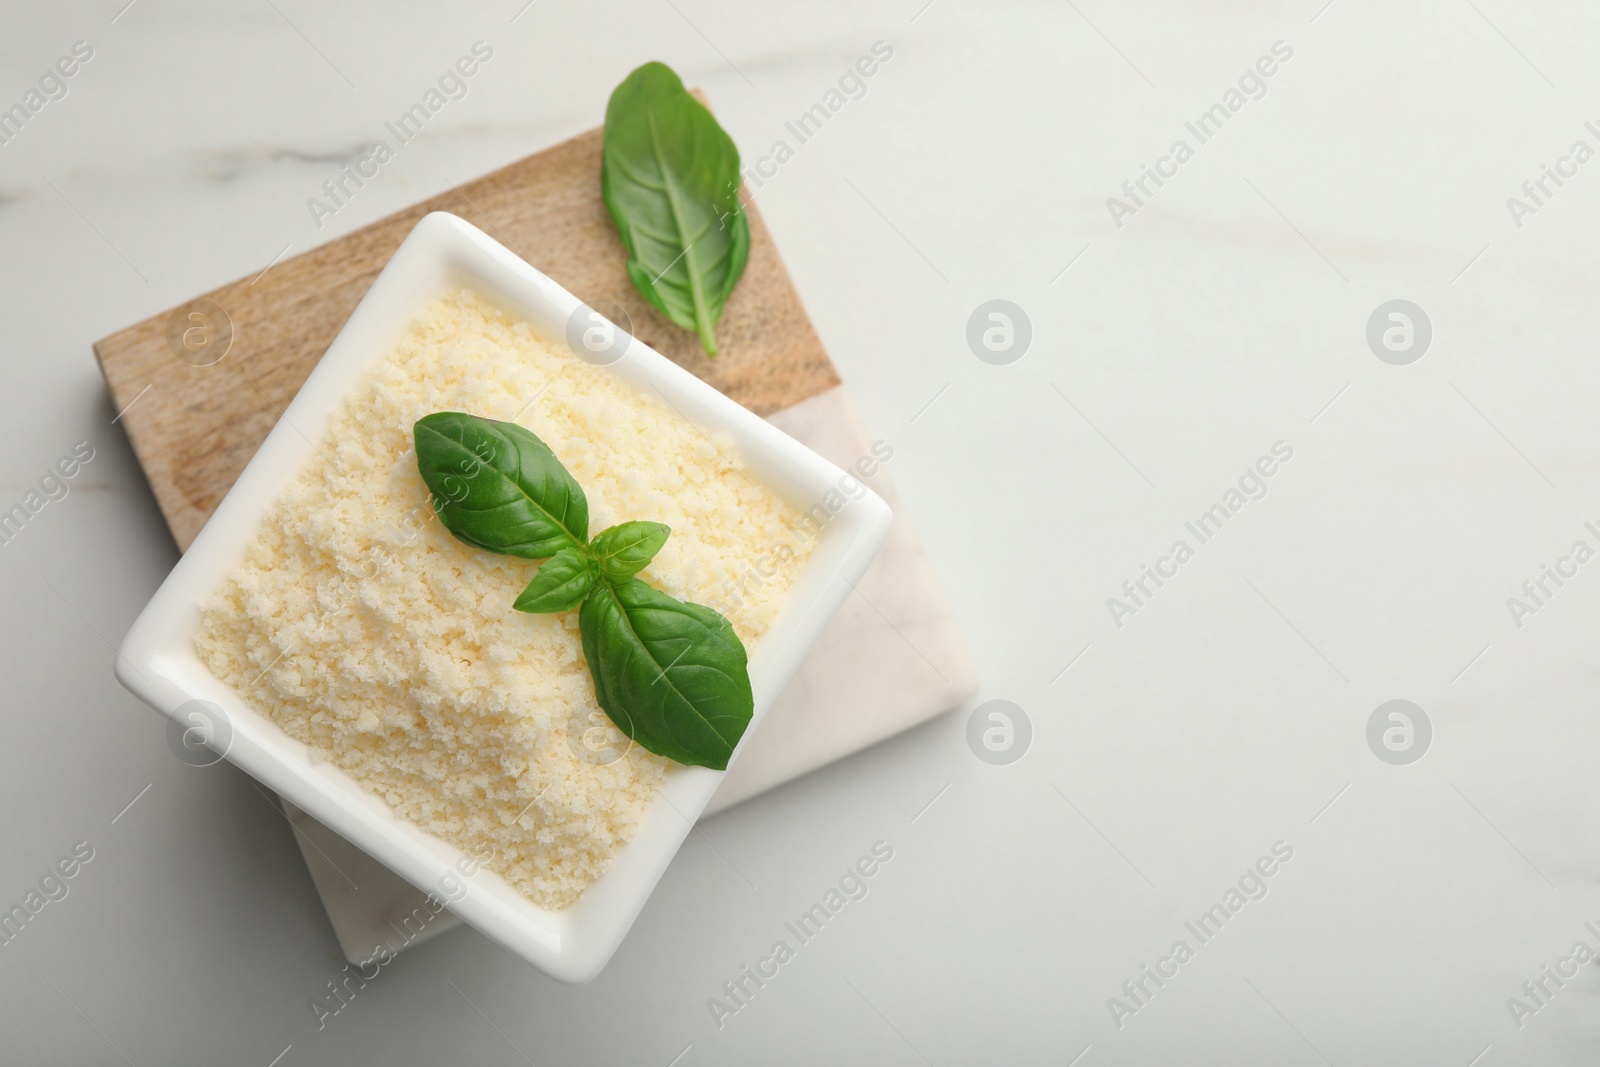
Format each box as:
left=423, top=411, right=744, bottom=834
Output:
left=115, top=211, right=892, bottom=983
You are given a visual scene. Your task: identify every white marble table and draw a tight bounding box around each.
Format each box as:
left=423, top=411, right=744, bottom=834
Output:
left=5, top=1, right=1600, bottom=1064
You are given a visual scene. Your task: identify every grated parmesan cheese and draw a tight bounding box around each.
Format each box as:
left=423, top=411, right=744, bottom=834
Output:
left=194, top=289, right=814, bottom=910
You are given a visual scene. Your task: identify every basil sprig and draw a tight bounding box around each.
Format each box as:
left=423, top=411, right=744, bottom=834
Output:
left=414, top=412, right=754, bottom=770
left=602, top=62, right=750, bottom=356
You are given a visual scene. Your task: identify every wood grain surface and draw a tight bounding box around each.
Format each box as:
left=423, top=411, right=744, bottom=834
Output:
left=92, top=115, right=840, bottom=550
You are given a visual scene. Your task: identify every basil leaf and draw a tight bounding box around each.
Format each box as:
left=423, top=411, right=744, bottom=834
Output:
left=414, top=412, right=588, bottom=559
left=602, top=61, right=750, bottom=356
left=579, top=578, right=753, bottom=770
left=513, top=546, right=598, bottom=614
left=589, top=521, right=671, bottom=584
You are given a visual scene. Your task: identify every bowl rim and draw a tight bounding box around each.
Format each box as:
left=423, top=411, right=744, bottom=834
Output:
left=114, top=211, right=891, bottom=983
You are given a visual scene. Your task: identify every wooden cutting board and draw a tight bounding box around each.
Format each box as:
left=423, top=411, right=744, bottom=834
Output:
left=92, top=109, right=839, bottom=551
